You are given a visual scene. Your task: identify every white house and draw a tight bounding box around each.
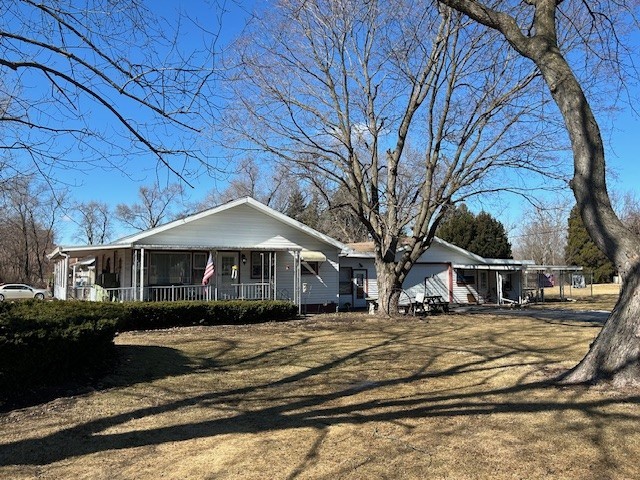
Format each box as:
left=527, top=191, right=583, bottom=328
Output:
left=49, top=197, right=534, bottom=312
left=339, top=237, right=535, bottom=309
left=49, top=197, right=347, bottom=313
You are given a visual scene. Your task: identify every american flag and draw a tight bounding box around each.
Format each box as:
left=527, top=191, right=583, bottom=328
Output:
left=202, top=253, right=215, bottom=286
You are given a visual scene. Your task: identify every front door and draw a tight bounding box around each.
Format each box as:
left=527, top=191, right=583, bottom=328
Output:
left=353, top=269, right=368, bottom=309
left=218, top=252, right=240, bottom=299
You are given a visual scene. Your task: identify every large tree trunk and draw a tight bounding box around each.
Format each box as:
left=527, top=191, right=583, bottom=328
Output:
left=438, top=0, right=640, bottom=386
left=563, top=268, right=640, bottom=386
left=533, top=38, right=640, bottom=386
left=375, top=257, right=404, bottom=316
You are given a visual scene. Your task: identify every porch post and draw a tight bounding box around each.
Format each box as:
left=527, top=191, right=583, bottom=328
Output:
left=63, top=254, right=69, bottom=300
left=260, top=252, right=265, bottom=301
left=139, top=247, right=145, bottom=302
left=58, top=254, right=69, bottom=300
left=132, top=250, right=138, bottom=300
left=293, top=250, right=302, bottom=315
left=273, top=251, right=277, bottom=300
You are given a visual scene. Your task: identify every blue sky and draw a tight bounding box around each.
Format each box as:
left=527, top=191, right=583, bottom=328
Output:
left=27, top=1, right=639, bottom=245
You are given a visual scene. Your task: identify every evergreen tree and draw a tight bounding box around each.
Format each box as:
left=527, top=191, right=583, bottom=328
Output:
left=437, top=205, right=512, bottom=258
left=284, top=188, right=307, bottom=222
left=469, top=212, right=512, bottom=259
left=437, top=204, right=476, bottom=250
left=284, top=187, right=322, bottom=230
left=565, top=205, right=615, bottom=283
left=298, top=192, right=321, bottom=231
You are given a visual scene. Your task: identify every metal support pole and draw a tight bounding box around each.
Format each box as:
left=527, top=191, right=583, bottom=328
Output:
left=139, top=248, right=145, bottom=302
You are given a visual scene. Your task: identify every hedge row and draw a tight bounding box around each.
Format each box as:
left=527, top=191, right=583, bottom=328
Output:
left=117, top=300, right=298, bottom=331
left=0, top=300, right=298, bottom=399
left=0, top=301, right=119, bottom=397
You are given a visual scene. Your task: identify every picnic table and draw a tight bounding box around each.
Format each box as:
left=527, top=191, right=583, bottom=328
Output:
left=423, top=295, right=449, bottom=313
left=414, top=292, right=449, bottom=314
left=368, top=291, right=449, bottom=315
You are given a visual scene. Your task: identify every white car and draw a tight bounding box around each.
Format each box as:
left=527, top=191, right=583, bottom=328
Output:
left=0, top=283, right=49, bottom=301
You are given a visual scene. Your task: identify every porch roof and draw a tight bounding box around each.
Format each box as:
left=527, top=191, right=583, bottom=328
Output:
left=453, top=263, right=531, bottom=271
left=524, top=265, right=584, bottom=272
left=48, top=244, right=130, bottom=260
left=48, top=243, right=304, bottom=260
left=133, top=244, right=303, bottom=252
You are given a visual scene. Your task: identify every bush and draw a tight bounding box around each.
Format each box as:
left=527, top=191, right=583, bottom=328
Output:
left=118, top=300, right=298, bottom=331
left=0, top=299, right=297, bottom=402
left=0, top=301, right=120, bottom=398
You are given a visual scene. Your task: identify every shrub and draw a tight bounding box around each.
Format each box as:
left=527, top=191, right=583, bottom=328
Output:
left=117, top=300, right=298, bottom=331
left=0, top=301, right=119, bottom=398
left=0, top=299, right=297, bottom=403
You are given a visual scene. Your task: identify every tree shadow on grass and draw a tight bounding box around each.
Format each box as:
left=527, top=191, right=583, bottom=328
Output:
left=0, top=344, right=193, bottom=413
left=1, top=322, right=639, bottom=475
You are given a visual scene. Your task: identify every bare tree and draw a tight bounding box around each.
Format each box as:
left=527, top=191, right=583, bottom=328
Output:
left=0, top=175, right=64, bottom=285
left=196, top=158, right=301, bottom=212
left=512, top=202, right=569, bottom=265
left=438, top=0, right=640, bottom=385
left=73, top=201, right=113, bottom=245
left=1, top=0, right=221, bottom=184
left=619, top=192, right=640, bottom=236
left=224, top=0, right=562, bottom=314
left=115, top=183, right=186, bottom=231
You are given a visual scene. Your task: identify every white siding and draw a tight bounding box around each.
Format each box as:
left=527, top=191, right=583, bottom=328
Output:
left=403, top=264, right=450, bottom=301
left=139, top=204, right=323, bottom=250
left=301, top=253, right=340, bottom=307
left=415, top=242, right=478, bottom=265
left=452, top=270, right=481, bottom=304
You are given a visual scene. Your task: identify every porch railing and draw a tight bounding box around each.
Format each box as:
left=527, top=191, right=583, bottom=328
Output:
left=95, top=282, right=278, bottom=302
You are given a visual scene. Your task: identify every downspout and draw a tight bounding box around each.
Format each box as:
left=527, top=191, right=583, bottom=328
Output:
left=295, top=251, right=301, bottom=314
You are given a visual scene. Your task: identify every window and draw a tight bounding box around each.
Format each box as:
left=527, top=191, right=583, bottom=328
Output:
left=456, top=269, right=475, bottom=285
left=193, top=252, right=208, bottom=269
left=339, top=267, right=353, bottom=294
left=302, top=261, right=319, bottom=275
left=193, top=252, right=208, bottom=284
left=149, top=252, right=191, bottom=285
left=251, top=251, right=271, bottom=279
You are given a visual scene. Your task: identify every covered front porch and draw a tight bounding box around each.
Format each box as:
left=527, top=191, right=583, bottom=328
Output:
left=50, top=244, right=311, bottom=310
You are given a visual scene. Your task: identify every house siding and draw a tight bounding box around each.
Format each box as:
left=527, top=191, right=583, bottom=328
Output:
left=138, top=204, right=321, bottom=250
left=132, top=203, right=341, bottom=307
left=403, top=264, right=451, bottom=301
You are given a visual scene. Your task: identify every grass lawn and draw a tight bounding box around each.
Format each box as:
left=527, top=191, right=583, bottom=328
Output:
left=1, top=292, right=639, bottom=479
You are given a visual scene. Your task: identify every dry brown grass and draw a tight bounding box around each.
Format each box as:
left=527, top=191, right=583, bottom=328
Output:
left=1, top=305, right=639, bottom=479
left=538, top=283, right=620, bottom=311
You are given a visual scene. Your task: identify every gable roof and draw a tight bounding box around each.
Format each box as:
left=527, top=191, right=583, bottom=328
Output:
left=343, top=237, right=533, bottom=267
left=50, top=197, right=348, bottom=258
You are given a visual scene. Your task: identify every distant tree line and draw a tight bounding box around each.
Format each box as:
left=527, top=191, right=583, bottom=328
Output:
left=0, top=176, right=62, bottom=286
left=5, top=165, right=637, bottom=288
